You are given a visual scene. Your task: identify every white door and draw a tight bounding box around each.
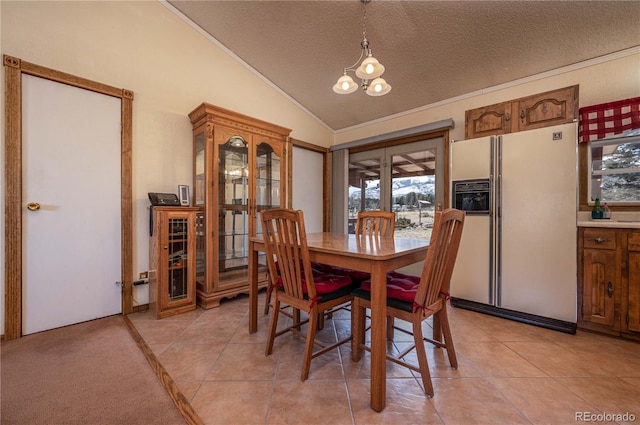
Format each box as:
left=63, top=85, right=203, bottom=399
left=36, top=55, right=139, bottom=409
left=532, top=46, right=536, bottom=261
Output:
left=499, top=123, right=577, bottom=322
left=22, top=74, right=122, bottom=335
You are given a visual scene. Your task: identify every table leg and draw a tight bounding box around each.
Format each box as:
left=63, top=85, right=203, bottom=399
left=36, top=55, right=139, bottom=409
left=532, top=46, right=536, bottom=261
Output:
left=248, top=241, right=258, bottom=333
left=369, top=262, right=387, bottom=411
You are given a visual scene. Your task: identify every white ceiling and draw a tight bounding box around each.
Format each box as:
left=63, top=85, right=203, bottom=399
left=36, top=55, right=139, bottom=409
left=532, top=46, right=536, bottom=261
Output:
left=167, top=1, right=640, bottom=132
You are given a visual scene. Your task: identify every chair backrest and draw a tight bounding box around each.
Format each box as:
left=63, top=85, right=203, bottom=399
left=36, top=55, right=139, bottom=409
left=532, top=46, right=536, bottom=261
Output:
left=261, top=208, right=317, bottom=300
left=414, top=208, right=465, bottom=311
left=355, top=210, right=396, bottom=237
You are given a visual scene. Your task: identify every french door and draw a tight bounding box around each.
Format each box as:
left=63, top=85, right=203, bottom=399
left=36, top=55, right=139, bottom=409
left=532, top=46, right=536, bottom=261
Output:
left=347, top=137, right=445, bottom=238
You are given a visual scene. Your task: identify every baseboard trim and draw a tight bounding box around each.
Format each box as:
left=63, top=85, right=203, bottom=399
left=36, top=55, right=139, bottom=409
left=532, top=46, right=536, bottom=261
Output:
left=451, top=298, right=577, bottom=334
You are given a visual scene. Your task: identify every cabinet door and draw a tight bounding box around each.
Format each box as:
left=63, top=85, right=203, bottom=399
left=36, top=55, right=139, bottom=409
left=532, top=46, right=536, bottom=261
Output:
left=160, top=211, right=196, bottom=309
left=214, top=127, right=252, bottom=289
left=514, top=85, right=578, bottom=132
left=627, top=232, right=640, bottom=332
left=582, top=249, right=618, bottom=327
left=465, top=101, right=513, bottom=139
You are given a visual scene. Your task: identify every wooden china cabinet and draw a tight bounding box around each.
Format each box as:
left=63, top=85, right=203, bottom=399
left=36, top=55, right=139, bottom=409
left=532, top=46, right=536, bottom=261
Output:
left=189, top=103, right=292, bottom=308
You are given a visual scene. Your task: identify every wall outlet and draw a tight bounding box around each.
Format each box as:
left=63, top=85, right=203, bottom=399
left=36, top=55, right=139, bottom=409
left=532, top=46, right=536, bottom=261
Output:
left=139, top=271, right=148, bottom=279
left=552, top=131, right=562, bottom=140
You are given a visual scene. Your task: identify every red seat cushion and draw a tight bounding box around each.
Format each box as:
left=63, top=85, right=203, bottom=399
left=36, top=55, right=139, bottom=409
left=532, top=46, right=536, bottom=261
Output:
left=311, top=262, right=371, bottom=283
left=360, top=271, right=420, bottom=303
left=277, top=270, right=353, bottom=295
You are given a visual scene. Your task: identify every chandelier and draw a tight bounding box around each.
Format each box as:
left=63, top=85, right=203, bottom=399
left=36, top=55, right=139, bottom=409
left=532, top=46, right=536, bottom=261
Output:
left=332, top=0, right=391, bottom=97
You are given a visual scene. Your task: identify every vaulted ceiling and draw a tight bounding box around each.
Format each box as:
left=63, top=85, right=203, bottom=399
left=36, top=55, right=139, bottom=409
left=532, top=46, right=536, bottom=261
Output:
left=167, top=1, right=640, bottom=132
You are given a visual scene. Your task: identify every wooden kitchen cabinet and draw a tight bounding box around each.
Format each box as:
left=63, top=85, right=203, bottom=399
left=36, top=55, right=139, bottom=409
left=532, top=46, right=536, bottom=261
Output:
left=465, top=85, right=578, bottom=139
left=189, top=103, right=292, bottom=308
left=578, top=227, right=640, bottom=341
left=149, top=206, right=200, bottom=319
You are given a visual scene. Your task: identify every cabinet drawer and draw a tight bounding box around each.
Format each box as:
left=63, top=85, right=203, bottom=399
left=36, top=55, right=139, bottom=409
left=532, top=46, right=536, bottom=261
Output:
left=629, top=231, right=640, bottom=252
left=583, top=228, right=617, bottom=250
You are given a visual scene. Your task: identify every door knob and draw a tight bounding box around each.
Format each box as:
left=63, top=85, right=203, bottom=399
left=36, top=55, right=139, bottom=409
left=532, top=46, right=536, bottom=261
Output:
left=26, top=202, right=41, bottom=211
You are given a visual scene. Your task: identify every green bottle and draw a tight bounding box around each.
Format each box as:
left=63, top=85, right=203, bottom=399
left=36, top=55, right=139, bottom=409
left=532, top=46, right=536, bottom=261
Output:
left=592, top=198, right=603, bottom=219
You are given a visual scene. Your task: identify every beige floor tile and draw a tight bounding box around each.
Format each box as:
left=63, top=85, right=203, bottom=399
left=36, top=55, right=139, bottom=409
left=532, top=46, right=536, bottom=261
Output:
left=455, top=341, right=546, bottom=377
left=206, top=342, right=278, bottom=381
left=488, top=377, right=605, bottom=424
left=555, top=377, right=640, bottom=416
left=158, top=342, right=223, bottom=383
left=267, top=380, right=353, bottom=425
left=130, top=300, right=640, bottom=425
left=191, top=380, right=272, bottom=425
left=505, top=341, right=611, bottom=377
left=430, top=378, right=530, bottom=424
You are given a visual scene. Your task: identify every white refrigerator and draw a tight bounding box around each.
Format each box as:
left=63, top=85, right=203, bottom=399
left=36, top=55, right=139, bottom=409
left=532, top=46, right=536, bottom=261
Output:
left=450, top=122, right=578, bottom=330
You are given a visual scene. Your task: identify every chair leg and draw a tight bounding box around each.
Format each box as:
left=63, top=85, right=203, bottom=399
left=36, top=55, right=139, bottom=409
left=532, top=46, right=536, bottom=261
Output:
left=266, top=298, right=280, bottom=356
left=412, top=315, right=434, bottom=397
left=432, top=310, right=442, bottom=343
left=386, top=316, right=395, bottom=340
left=438, top=307, right=458, bottom=369
left=263, top=286, right=272, bottom=315
left=301, top=307, right=318, bottom=381
left=351, top=299, right=366, bottom=362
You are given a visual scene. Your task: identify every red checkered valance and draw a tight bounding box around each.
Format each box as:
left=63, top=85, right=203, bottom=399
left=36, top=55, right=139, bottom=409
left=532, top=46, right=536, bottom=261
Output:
left=578, top=96, right=640, bottom=143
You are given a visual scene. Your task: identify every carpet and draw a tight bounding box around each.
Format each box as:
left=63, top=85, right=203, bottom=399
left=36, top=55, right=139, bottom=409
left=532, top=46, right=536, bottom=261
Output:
left=1, top=315, right=187, bottom=425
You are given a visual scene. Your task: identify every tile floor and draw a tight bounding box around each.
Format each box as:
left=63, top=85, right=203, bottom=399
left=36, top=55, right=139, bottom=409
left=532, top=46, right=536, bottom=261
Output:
left=128, top=293, right=640, bottom=425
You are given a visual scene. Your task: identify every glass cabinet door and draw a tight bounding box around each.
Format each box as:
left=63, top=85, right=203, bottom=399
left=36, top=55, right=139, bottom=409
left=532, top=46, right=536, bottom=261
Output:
left=166, top=216, right=189, bottom=302
left=216, top=131, right=250, bottom=286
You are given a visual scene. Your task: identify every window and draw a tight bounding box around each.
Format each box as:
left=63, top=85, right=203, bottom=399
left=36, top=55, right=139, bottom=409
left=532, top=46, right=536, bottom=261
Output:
left=589, top=130, right=640, bottom=204
left=347, top=138, right=444, bottom=239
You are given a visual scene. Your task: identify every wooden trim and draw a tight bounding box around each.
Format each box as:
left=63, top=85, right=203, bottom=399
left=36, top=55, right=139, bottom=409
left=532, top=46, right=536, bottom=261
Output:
left=4, top=55, right=23, bottom=340
left=123, top=315, right=203, bottom=425
left=2, top=55, right=134, bottom=339
left=290, top=137, right=329, bottom=154
left=121, top=93, right=134, bottom=314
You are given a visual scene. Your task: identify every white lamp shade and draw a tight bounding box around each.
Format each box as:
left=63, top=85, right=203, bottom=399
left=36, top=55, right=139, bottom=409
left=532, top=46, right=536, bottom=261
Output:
left=366, top=77, right=391, bottom=96
left=355, top=56, right=385, bottom=79
left=333, top=74, right=358, bottom=94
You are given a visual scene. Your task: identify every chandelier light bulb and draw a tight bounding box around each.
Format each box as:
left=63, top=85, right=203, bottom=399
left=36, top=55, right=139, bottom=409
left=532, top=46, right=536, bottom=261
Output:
left=333, top=74, right=358, bottom=94
left=355, top=55, right=385, bottom=79
left=366, top=77, right=391, bottom=96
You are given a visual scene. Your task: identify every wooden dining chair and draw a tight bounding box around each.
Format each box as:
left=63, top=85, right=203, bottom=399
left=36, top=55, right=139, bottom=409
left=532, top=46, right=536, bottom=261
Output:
left=350, top=208, right=465, bottom=397
left=355, top=210, right=396, bottom=237
left=261, top=208, right=355, bottom=381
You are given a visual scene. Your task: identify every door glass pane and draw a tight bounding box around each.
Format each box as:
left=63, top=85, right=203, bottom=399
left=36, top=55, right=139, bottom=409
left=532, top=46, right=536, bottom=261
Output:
left=168, top=217, right=189, bottom=301
left=218, top=136, right=249, bottom=283
left=194, top=132, right=205, bottom=205
left=348, top=158, right=381, bottom=233
left=391, top=149, right=436, bottom=239
left=255, top=141, right=281, bottom=238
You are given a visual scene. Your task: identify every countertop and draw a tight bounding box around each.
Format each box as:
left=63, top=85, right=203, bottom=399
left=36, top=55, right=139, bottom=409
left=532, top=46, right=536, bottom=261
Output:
left=577, top=211, right=640, bottom=229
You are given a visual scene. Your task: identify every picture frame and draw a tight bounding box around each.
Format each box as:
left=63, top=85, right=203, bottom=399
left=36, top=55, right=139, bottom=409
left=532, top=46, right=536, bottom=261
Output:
left=178, top=185, right=190, bottom=206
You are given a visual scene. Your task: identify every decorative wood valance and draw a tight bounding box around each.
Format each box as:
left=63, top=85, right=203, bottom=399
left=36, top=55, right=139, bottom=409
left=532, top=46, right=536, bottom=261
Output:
left=578, top=96, right=640, bottom=143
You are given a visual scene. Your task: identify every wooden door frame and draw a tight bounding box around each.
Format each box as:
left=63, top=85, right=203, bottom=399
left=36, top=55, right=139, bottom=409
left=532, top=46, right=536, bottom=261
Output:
left=3, top=55, right=134, bottom=340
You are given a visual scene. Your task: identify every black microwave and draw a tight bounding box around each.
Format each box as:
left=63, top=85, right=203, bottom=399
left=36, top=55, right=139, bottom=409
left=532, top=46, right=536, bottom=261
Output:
left=452, top=179, right=491, bottom=215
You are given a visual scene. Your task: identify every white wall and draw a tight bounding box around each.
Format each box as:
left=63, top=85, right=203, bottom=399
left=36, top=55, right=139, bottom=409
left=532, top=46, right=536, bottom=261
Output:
left=0, top=1, right=333, bottom=320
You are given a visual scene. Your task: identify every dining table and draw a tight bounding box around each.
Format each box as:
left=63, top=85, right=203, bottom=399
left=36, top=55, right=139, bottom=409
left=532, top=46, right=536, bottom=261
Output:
left=248, top=232, right=430, bottom=412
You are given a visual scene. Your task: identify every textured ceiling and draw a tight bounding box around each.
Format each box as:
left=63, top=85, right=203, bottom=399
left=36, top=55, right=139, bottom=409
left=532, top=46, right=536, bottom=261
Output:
left=167, top=1, right=640, bottom=132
